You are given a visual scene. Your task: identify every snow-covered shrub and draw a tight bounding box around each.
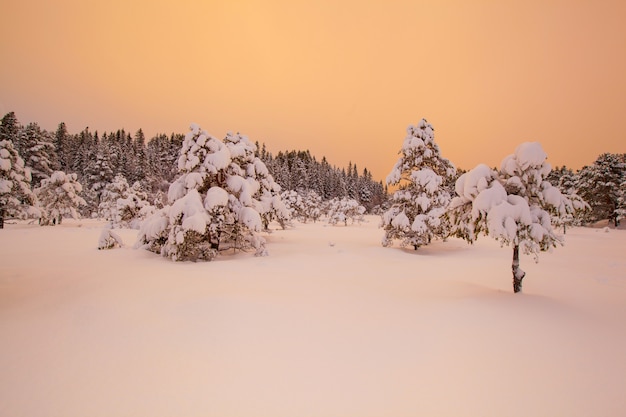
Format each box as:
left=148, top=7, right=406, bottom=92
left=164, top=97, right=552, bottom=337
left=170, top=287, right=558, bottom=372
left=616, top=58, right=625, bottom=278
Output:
left=0, top=139, right=40, bottom=228
left=115, top=182, right=155, bottom=229
left=381, top=119, right=456, bottom=249
left=137, top=124, right=282, bottom=261
left=98, top=174, right=129, bottom=220
left=327, top=197, right=365, bottom=226
left=449, top=142, right=575, bottom=293
left=281, top=190, right=305, bottom=220
left=98, top=227, right=124, bottom=250
left=302, top=190, right=323, bottom=223
left=35, top=171, right=86, bottom=225
left=99, top=175, right=153, bottom=229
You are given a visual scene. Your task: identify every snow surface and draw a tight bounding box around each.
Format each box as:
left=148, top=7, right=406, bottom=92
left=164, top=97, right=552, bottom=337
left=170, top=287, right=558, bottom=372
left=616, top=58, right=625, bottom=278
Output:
left=1, top=217, right=625, bottom=417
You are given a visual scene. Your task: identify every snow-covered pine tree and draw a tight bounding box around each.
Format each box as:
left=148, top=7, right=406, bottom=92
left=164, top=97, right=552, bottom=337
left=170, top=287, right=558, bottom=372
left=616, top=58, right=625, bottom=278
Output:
left=115, top=181, right=154, bottom=229
left=382, top=119, right=456, bottom=249
left=0, top=139, right=39, bottom=228
left=327, top=197, right=365, bottom=226
left=576, top=153, right=625, bottom=226
left=99, top=174, right=153, bottom=228
left=137, top=124, right=275, bottom=261
left=35, top=171, right=86, bottom=225
left=449, top=142, right=571, bottom=293
left=223, top=132, right=290, bottom=231
left=281, top=190, right=305, bottom=221
left=302, top=190, right=323, bottom=223
left=17, top=122, right=57, bottom=187
left=98, top=174, right=130, bottom=221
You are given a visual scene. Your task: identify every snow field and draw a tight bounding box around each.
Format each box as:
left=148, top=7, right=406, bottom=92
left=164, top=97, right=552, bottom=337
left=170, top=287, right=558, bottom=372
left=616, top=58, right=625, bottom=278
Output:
left=0, top=216, right=625, bottom=417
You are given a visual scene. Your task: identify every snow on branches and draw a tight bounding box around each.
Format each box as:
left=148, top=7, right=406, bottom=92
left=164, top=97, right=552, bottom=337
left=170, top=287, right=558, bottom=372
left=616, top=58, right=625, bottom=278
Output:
left=449, top=142, right=578, bottom=292
left=137, top=124, right=283, bottom=261
left=382, top=119, right=456, bottom=249
left=0, top=139, right=40, bottom=228
left=35, top=171, right=86, bottom=225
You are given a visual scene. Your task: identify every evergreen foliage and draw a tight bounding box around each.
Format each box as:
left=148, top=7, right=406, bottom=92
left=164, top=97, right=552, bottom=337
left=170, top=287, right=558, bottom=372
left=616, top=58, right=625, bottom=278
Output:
left=381, top=119, right=456, bottom=249
left=576, top=153, right=625, bottom=226
left=35, top=171, right=86, bottom=225
left=0, top=138, right=39, bottom=228
left=449, top=142, right=577, bottom=293
left=137, top=124, right=274, bottom=261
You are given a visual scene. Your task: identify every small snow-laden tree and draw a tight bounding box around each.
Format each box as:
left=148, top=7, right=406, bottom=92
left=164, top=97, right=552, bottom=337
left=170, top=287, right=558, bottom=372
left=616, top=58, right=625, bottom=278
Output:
left=98, top=174, right=130, bottom=221
left=35, top=171, right=86, bottom=225
left=617, top=178, right=626, bottom=225
left=327, top=197, right=365, bottom=226
left=449, top=142, right=570, bottom=293
left=137, top=124, right=271, bottom=261
left=115, top=181, right=155, bottom=229
left=0, top=139, right=39, bottom=228
left=18, top=122, right=57, bottom=187
left=302, top=190, right=323, bottom=223
left=382, top=119, right=456, bottom=249
left=224, top=132, right=290, bottom=231
left=281, top=190, right=305, bottom=221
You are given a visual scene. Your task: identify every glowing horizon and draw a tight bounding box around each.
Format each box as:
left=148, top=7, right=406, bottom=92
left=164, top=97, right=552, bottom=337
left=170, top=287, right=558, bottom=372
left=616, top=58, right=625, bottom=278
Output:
left=1, top=1, right=625, bottom=181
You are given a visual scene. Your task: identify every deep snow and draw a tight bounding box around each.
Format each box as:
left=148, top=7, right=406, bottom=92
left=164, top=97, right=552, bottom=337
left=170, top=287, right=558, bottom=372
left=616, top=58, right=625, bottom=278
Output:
left=0, top=216, right=625, bottom=417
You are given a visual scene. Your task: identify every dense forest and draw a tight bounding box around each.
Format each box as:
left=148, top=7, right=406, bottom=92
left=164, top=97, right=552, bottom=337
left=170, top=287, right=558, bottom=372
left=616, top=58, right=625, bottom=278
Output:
left=0, top=112, right=387, bottom=219
left=1, top=111, right=624, bottom=228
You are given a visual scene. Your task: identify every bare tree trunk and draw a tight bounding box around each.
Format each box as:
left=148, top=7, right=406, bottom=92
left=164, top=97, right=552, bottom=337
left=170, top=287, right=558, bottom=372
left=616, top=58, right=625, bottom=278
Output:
left=0, top=207, right=4, bottom=229
left=512, top=244, right=526, bottom=293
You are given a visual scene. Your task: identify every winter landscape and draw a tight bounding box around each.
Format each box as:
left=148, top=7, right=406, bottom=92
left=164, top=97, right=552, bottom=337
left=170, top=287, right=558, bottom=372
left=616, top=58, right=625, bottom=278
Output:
left=1, top=215, right=625, bottom=417
left=1, top=116, right=626, bottom=417
left=2, top=2, right=626, bottom=415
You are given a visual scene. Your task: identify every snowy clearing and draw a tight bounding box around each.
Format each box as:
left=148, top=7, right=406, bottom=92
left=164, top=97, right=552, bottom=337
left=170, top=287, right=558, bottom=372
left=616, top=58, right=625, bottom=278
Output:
left=1, top=216, right=625, bottom=417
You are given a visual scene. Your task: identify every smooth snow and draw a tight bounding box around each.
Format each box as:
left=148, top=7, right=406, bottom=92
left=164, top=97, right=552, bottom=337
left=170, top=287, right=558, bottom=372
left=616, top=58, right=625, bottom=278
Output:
left=1, top=217, right=625, bottom=417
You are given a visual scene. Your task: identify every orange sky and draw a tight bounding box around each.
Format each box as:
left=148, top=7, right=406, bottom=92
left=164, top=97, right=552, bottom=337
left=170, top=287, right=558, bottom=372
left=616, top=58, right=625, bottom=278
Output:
left=1, top=0, right=625, bottom=181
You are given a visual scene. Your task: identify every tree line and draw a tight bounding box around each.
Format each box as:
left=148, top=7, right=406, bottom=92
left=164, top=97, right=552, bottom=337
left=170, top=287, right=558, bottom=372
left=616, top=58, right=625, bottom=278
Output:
left=0, top=112, right=387, bottom=222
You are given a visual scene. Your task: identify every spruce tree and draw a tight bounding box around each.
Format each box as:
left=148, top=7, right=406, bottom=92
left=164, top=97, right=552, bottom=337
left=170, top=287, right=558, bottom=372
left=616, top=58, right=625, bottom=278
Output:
left=137, top=124, right=278, bottom=261
left=382, top=119, right=456, bottom=249
left=0, top=139, right=39, bottom=228
left=35, top=171, right=86, bottom=225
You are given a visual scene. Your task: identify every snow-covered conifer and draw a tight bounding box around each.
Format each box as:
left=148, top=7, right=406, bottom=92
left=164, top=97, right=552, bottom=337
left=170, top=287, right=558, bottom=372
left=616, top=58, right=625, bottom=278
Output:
left=137, top=124, right=279, bottom=261
left=281, top=190, right=305, bottom=221
left=98, top=174, right=130, bottom=221
left=382, top=119, right=456, bottom=249
left=35, top=171, right=86, bottom=225
left=115, top=181, right=154, bottom=229
left=302, top=190, right=323, bottom=223
left=99, top=174, right=153, bottom=229
left=0, top=139, right=39, bottom=228
left=576, top=153, right=625, bottom=226
left=449, top=142, right=570, bottom=293
left=98, top=226, right=124, bottom=250
left=18, top=122, right=57, bottom=187
left=327, top=197, right=365, bottom=226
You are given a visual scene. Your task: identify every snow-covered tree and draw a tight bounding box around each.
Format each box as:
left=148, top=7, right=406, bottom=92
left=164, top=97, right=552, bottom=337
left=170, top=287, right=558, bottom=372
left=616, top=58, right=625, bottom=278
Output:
left=223, top=132, right=289, bottom=231
left=302, top=190, right=323, bottom=223
left=0, top=139, right=39, bottom=228
left=576, top=153, right=625, bottom=226
left=449, top=142, right=572, bottom=293
left=18, top=122, right=57, bottom=187
left=99, top=174, right=152, bottom=228
left=35, top=171, right=86, bottom=225
left=98, top=174, right=130, bottom=221
left=137, top=124, right=278, bottom=261
left=115, top=181, right=154, bottom=229
left=327, top=197, right=365, bottom=226
left=281, top=190, right=305, bottom=221
left=382, top=119, right=456, bottom=249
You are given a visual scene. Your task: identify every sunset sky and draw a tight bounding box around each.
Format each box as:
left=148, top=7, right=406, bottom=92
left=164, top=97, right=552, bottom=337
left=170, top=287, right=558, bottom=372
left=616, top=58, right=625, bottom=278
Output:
left=1, top=0, right=625, bottom=181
